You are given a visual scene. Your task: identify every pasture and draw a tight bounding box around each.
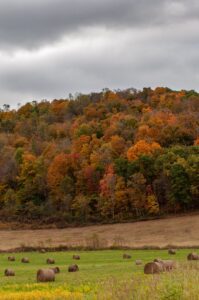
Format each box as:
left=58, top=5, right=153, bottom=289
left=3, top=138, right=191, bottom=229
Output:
left=0, top=249, right=199, bottom=299
left=0, top=214, right=199, bottom=250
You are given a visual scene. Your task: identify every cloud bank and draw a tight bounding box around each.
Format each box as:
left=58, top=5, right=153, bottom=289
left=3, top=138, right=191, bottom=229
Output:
left=0, top=0, right=199, bottom=106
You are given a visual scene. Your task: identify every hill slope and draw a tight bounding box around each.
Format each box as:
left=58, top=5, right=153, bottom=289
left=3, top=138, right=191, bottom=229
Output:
left=1, top=214, right=199, bottom=251
left=0, top=87, right=198, bottom=224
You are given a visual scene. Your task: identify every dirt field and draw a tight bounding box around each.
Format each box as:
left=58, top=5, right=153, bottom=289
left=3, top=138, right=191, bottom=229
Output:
left=0, top=214, right=199, bottom=251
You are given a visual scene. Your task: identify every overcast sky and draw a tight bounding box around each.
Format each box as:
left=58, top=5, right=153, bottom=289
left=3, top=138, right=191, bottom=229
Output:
left=0, top=0, right=199, bottom=107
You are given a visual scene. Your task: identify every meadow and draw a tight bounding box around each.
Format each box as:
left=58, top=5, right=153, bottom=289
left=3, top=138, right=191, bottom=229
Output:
left=0, top=249, right=199, bottom=299
left=1, top=214, right=199, bottom=250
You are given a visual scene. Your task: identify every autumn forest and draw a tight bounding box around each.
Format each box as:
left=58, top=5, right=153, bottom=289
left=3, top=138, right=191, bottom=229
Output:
left=0, top=87, right=198, bottom=224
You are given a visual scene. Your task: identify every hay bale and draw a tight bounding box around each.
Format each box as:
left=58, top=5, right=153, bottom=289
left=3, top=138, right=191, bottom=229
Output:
left=68, top=264, right=79, bottom=272
left=123, top=254, right=131, bottom=259
left=144, top=262, right=163, bottom=274
left=154, top=259, right=165, bottom=271
left=135, top=260, right=142, bottom=265
left=50, top=267, right=60, bottom=274
left=37, top=269, right=55, bottom=282
left=168, top=249, right=176, bottom=255
left=154, top=258, right=163, bottom=263
left=8, top=256, right=15, bottom=262
left=40, top=249, right=46, bottom=253
left=21, top=257, right=29, bottom=263
left=162, top=260, right=176, bottom=271
left=46, top=258, right=55, bottom=264
left=4, top=269, right=15, bottom=276
left=72, top=255, right=80, bottom=260
left=187, top=252, right=199, bottom=260
left=154, top=259, right=176, bottom=271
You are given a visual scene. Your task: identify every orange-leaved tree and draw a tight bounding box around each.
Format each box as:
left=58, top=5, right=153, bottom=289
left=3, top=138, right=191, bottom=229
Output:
left=127, top=140, right=161, bottom=161
left=47, top=153, right=75, bottom=210
left=99, top=165, right=116, bottom=219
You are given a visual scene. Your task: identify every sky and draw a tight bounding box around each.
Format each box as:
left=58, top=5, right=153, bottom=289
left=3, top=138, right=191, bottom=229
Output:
left=0, top=0, right=199, bottom=107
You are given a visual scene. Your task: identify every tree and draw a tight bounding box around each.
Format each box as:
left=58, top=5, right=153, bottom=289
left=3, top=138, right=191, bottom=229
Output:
left=16, top=154, right=47, bottom=218
left=194, top=138, right=199, bottom=145
left=127, top=140, right=161, bottom=161
left=47, top=153, right=76, bottom=212
left=169, top=164, right=191, bottom=209
left=99, top=165, right=116, bottom=220
left=110, top=135, right=125, bottom=156
left=72, top=194, right=91, bottom=222
left=145, top=185, right=159, bottom=215
left=3, top=104, right=10, bottom=112
left=127, top=173, right=147, bottom=217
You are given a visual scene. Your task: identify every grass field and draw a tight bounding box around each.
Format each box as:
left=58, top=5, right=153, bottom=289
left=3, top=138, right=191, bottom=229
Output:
left=1, top=214, right=199, bottom=250
left=0, top=249, right=199, bottom=299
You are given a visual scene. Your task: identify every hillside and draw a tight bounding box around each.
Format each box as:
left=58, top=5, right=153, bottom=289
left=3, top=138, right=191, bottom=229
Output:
left=0, top=87, right=198, bottom=224
left=0, top=214, right=199, bottom=251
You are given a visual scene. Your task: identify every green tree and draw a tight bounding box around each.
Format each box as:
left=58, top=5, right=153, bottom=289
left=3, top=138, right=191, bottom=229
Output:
left=169, top=164, right=191, bottom=209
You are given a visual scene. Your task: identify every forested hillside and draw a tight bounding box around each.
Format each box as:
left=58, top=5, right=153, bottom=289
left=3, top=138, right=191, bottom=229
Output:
left=0, top=87, right=198, bottom=224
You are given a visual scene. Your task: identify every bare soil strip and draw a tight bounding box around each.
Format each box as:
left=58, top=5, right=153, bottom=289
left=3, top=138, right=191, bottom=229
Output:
left=0, top=214, right=199, bottom=251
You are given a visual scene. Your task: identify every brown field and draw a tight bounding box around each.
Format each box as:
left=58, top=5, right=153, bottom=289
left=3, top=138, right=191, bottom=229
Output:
left=0, top=214, right=199, bottom=251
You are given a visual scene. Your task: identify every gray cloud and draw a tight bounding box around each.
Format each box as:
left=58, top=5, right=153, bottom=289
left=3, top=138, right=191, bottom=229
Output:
left=0, top=0, right=198, bottom=50
left=0, top=0, right=199, bottom=106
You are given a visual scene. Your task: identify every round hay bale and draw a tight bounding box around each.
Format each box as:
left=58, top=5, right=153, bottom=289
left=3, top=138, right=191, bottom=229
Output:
left=168, top=249, right=176, bottom=255
left=72, top=255, right=80, bottom=260
left=187, top=252, right=199, bottom=260
left=40, top=249, right=46, bottom=253
left=37, top=269, right=55, bottom=282
left=144, top=262, right=163, bottom=274
left=154, top=258, right=163, bottom=263
left=135, top=260, right=142, bottom=265
left=50, top=267, right=60, bottom=274
left=8, top=256, right=15, bottom=262
left=68, top=264, right=79, bottom=272
left=123, top=254, right=131, bottom=259
left=21, top=257, right=29, bottom=263
left=4, top=269, right=15, bottom=276
left=153, top=259, right=175, bottom=272
left=162, top=260, right=176, bottom=271
left=153, top=259, right=166, bottom=271
left=46, top=258, right=55, bottom=264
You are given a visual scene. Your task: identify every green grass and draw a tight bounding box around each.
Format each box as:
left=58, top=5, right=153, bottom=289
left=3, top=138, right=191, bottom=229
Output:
left=0, top=249, right=198, bottom=299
